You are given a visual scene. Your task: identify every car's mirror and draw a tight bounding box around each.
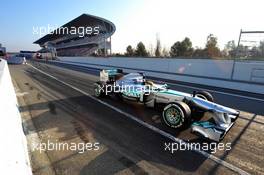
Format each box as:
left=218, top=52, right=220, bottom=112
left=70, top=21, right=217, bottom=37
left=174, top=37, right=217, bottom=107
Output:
left=163, top=84, right=169, bottom=89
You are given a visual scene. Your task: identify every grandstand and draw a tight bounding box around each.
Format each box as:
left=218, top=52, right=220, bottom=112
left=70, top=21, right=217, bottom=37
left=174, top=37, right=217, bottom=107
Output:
left=34, top=14, right=115, bottom=57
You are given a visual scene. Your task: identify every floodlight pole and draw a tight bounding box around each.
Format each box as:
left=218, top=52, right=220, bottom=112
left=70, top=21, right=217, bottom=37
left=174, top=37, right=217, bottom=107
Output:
left=235, top=29, right=264, bottom=58
left=236, top=29, right=242, bottom=58
left=231, top=29, right=242, bottom=80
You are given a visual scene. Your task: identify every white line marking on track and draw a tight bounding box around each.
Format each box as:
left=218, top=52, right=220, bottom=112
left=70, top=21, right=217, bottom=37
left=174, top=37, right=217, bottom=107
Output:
left=28, top=63, right=250, bottom=175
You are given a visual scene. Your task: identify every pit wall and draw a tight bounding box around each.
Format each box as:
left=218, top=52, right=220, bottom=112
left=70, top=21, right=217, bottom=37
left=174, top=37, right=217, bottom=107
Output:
left=0, top=59, right=32, bottom=174
left=57, top=57, right=264, bottom=94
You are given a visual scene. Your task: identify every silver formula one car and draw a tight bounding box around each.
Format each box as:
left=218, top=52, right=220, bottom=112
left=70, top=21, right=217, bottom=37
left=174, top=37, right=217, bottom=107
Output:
left=94, top=69, right=239, bottom=142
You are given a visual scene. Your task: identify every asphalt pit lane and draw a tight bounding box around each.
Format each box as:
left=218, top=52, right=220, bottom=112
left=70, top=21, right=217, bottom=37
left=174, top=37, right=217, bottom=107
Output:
left=37, top=93, right=42, bottom=100
left=118, top=156, right=148, bottom=175
left=72, top=120, right=90, bottom=143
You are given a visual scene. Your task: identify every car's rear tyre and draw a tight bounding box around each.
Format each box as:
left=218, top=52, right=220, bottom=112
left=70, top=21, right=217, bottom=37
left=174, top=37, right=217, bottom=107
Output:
left=162, top=102, right=191, bottom=129
left=196, top=91, right=214, bottom=102
left=94, top=82, right=106, bottom=97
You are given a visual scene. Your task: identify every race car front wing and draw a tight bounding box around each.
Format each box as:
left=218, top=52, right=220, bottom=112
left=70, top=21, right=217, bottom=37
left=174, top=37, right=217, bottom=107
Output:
left=191, top=112, right=239, bottom=142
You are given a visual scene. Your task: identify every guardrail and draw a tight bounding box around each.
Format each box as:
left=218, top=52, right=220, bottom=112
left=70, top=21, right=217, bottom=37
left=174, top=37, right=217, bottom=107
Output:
left=0, top=59, right=32, bottom=175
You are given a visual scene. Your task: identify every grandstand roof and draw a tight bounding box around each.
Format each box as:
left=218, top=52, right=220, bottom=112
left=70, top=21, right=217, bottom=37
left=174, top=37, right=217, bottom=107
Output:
left=34, top=14, right=115, bottom=45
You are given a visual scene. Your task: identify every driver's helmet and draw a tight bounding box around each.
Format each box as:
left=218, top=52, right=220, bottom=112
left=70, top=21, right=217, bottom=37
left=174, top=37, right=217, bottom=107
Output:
left=138, top=77, right=145, bottom=83
left=133, top=77, right=145, bottom=85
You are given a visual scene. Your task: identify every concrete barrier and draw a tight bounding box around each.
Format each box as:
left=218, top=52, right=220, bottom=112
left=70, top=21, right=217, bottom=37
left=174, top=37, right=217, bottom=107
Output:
left=56, top=57, right=264, bottom=94
left=59, top=57, right=236, bottom=79
left=0, top=59, right=32, bottom=175
left=232, top=60, right=264, bottom=83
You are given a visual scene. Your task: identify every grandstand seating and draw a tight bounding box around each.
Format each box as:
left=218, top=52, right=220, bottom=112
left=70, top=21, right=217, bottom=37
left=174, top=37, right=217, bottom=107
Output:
left=34, top=14, right=115, bottom=56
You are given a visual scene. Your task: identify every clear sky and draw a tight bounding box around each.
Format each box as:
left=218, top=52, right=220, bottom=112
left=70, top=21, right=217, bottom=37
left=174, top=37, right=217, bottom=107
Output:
left=0, top=0, right=263, bottom=53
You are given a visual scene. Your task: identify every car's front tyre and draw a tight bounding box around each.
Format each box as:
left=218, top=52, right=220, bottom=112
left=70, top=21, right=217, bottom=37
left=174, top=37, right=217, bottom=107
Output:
left=162, top=102, right=191, bottom=129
